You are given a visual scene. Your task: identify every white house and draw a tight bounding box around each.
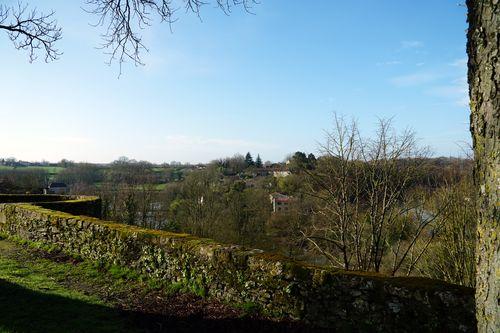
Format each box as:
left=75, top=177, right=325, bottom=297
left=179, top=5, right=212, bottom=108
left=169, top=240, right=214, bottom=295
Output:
left=269, top=192, right=293, bottom=213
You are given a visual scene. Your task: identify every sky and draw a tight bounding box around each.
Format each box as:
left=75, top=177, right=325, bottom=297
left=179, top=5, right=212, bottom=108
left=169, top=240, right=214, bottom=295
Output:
left=0, top=0, right=470, bottom=164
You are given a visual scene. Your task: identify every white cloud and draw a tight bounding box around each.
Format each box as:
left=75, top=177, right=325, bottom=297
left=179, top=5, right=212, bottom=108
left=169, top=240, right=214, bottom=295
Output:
left=426, top=76, right=469, bottom=107
left=390, top=72, right=438, bottom=86
left=376, top=60, right=402, bottom=66
left=449, top=58, right=468, bottom=68
left=401, top=40, right=424, bottom=49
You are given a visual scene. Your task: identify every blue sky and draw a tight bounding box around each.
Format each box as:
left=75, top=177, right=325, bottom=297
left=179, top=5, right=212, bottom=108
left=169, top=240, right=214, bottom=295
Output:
left=0, top=0, right=470, bottom=163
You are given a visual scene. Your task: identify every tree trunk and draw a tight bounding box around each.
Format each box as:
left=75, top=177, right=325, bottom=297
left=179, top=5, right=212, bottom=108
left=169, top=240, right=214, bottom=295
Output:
left=466, top=1, right=499, bottom=332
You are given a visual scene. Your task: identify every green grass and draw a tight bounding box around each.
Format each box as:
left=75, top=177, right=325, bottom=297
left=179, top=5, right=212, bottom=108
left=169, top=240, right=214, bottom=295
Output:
left=0, top=240, right=141, bottom=333
left=154, top=183, right=168, bottom=190
left=0, top=165, right=64, bottom=175
left=131, top=183, right=168, bottom=191
left=94, top=182, right=168, bottom=190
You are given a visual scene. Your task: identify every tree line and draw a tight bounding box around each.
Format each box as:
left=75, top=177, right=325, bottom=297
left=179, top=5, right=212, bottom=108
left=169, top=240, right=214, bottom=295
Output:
left=0, top=118, right=476, bottom=287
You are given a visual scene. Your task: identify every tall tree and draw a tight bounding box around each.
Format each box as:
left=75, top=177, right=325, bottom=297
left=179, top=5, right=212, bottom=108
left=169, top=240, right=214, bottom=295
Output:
left=3, top=2, right=499, bottom=330
left=255, top=154, right=263, bottom=168
left=302, top=115, right=435, bottom=274
left=288, top=152, right=308, bottom=173
left=307, top=153, right=317, bottom=170
left=245, top=152, right=254, bottom=167
left=466, top=1, right=499, bottom=332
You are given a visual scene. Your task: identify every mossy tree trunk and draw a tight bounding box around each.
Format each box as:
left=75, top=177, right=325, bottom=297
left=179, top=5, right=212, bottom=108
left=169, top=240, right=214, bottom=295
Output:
left=466, top=1, right=499, bottom=332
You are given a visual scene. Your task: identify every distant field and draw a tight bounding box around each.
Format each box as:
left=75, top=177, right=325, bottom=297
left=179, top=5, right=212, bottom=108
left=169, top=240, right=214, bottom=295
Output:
left=0, top=166, right=64, bottom=175
left=0, top=167, right=172, bottom=189
left=93, top=183, right=168, bottom=191
left=131, top=183, right=169, bottom=191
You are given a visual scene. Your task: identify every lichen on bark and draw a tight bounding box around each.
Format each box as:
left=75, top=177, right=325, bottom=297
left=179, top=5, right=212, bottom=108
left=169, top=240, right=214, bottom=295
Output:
left=466, top=1, right=500, bottom=332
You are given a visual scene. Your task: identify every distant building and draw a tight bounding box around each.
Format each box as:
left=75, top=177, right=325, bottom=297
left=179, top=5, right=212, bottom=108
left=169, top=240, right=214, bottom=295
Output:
left=269, top=192, right=293, bottom=213
left=44, top=182, right=68, bottom=194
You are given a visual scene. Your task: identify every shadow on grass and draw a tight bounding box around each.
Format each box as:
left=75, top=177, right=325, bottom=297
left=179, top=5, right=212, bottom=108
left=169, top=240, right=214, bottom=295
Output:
left=0, top=279, right=134, bottom=333
left=121, top=312, right=330, bottom=333
left=0, top=278, right=329, bottom=333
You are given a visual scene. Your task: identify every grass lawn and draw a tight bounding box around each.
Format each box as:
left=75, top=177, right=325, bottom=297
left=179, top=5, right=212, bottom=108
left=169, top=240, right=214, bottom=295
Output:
left=0, top=237, right=320, bottom=333
left=0, top=240, right=140, bottom=333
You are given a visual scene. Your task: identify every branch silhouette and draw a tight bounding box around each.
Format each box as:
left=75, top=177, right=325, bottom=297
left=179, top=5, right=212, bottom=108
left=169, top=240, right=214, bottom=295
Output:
left=0, top=2, right=62, bottom=62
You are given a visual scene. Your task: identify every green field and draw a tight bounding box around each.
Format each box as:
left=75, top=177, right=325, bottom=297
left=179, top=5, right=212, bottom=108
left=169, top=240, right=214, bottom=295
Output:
left=0, top=166, right=64, bottom=175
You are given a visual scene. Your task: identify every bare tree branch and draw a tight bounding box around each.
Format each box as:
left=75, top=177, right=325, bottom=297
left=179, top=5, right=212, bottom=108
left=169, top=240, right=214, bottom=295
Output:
left=84, top=0, right=259, bottom=74
left=0, top=2, right=62, bottom=62
left=1, top=1, right=258, bottom=72
left=303, top=113, right=434, bottom=274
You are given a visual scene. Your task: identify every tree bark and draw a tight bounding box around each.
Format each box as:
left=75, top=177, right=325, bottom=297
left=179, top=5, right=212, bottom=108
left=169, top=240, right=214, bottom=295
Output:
left=466, top=1, right=499, bottom=332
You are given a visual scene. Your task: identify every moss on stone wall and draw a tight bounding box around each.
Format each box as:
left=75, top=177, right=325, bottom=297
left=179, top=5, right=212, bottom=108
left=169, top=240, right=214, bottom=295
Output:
left=0, top=195, right=476, bottom=332
left=0, top=195, right=101, bottom=218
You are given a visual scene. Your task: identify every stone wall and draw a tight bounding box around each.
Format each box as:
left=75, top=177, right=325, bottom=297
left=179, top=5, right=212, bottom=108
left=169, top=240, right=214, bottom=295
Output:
left=0, top=194, right=101, bottom=218
left=0, top=194, right=73, bottom=203
left=0, top=195, right=476, bottom=332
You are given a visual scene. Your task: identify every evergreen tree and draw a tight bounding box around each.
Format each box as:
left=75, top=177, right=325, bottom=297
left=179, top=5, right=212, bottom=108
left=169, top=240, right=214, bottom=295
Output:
left=255, top=154, right=263, bottom=168
left=307, top=153, right=317, bottom=170
left=289, top=151, right=308, bottom=172
left=245, top=152, right=254, bottom=167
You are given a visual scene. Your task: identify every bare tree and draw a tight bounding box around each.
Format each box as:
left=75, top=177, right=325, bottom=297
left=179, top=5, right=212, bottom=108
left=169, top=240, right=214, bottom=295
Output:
left=0, top=3, right=62, bottom=62
left=301, top=114, right=364, bottom=270
left=174, top=166, right=223, bottom=238
left=419, top=177, right=476, bottom=287
left=302, top=115, right=442, bottom=275
left=361, top=118, right=434, bottom=273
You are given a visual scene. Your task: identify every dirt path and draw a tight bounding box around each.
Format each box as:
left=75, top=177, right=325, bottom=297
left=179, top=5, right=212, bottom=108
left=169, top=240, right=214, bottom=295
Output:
left=0, top=238, right=327, bottom=332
